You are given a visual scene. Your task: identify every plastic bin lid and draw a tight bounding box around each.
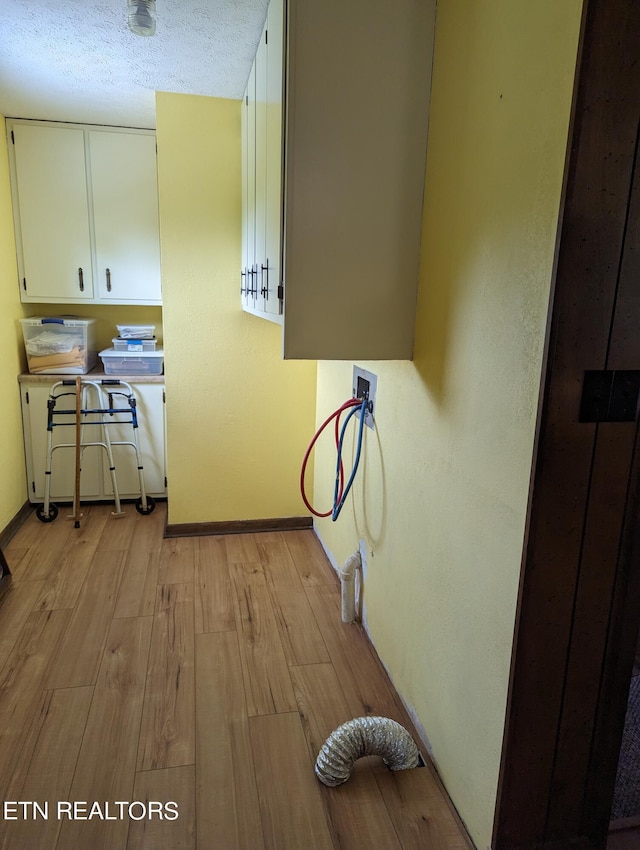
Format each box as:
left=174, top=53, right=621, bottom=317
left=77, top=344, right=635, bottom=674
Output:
left=111, top=336, right=157, bottom=342
left=99, top=348, right=164, bottom=357
left=21, top=316, right=96, bottom=326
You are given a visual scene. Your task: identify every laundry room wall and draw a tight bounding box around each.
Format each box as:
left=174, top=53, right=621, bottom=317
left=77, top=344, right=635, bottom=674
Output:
left=155, top=92, right=317, bottom=526
left=0, top=119, right=29, bottom=531
left=311, top=1, right=584, bottom=846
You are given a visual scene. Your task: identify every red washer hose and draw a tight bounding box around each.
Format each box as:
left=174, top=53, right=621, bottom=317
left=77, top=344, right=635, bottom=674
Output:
left=300, top=398, right=363, bottom=517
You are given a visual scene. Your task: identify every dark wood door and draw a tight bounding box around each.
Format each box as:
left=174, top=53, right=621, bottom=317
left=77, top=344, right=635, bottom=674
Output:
left=493, top=0, right=640, bottom=848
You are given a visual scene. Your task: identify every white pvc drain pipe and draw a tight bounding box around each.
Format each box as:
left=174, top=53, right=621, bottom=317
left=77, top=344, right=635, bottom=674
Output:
left=315, top=716, right=420, bottom=786
left=339, top=551, right=361, bottom=623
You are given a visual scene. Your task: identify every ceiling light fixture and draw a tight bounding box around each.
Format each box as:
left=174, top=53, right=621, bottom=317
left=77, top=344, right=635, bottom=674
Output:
left=128, top=0, right=156, bottom=37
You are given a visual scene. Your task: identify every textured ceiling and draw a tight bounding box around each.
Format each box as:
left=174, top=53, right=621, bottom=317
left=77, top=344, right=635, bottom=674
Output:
left=0, top=0, right=269, bottom=129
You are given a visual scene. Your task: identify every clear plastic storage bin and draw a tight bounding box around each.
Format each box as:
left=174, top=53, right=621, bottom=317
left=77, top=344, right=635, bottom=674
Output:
left=112, top=337, right=157, bottom=352
left=99, top=348, right=164, bottom=375
left=21, top=317, right=97, bottom=374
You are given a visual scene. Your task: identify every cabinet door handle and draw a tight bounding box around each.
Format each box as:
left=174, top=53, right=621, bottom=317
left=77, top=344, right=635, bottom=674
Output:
left=261, top=261, right=269, bottom=298
left=241, top=269, right=247, bottom=294
left=78, top=267, right=84, bottom=292
left=106, top=268, right=112, bottom=292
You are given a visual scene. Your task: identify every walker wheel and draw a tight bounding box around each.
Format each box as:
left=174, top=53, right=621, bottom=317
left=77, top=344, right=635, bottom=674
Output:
left=36, top=503, right=59, bottom=523
left=135, top=496, right=155, bottom=515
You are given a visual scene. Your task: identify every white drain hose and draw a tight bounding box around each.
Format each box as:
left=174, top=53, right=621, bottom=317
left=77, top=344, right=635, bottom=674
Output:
left=315, top=716, right=420, bottom=786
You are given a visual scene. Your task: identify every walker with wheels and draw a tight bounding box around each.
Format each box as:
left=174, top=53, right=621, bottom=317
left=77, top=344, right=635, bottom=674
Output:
left=37, top=378, right=156, bottom=525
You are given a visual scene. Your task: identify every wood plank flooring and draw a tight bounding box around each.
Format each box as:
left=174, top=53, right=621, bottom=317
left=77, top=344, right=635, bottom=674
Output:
left=0, top=503, right=473, bottom=849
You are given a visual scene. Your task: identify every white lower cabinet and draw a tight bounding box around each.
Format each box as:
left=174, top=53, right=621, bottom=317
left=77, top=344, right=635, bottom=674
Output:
left=20, top=378, right=166, bottom=504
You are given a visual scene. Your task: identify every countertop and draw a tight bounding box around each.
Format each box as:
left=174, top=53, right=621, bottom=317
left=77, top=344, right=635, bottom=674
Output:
left=18, top=367, right=165, bottom=385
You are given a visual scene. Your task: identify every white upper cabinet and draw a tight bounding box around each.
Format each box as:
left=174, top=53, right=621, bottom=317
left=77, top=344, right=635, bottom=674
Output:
left=8, top=120, right=162, bottom=306
left=241, top=0, right=436, bottom=360
left=242, top=0, right=284, bottom=321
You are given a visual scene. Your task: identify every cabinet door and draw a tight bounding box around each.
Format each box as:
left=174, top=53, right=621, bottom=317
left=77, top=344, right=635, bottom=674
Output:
left=241, top=76, right=251, bottom=304
left=241, top=9, right=284, bottom=323
left=100, top=383, right=166, bottom=498
left=242, top=64, right=258, bottom=310
left=264, top=0, right=285, bottom=318
left=255, top=25, right=269, bottom=312
left=21, top=384, right=102, bottom=502
left=89, top=131, right=162, bottom=304
left=11, top=124, right=94, bottom=302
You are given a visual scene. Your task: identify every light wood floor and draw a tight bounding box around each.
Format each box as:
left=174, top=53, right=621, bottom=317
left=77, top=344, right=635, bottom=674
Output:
left=0, top=502, right=473, bottom=850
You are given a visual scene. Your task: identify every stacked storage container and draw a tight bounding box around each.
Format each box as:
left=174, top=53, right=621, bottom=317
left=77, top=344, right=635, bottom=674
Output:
left=99, top=324, right=163, bottom=375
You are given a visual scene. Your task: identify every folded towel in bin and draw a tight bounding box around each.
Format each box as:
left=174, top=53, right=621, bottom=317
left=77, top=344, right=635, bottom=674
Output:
left=28, top=346, right=86, bottom=373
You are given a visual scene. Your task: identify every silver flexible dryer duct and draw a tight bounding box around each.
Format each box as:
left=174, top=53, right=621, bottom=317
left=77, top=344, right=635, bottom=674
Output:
left=315, top=716, right=420, bottom=787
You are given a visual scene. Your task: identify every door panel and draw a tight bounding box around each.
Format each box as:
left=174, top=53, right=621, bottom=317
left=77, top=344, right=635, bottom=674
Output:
left=494, top=0, right=640, bottom=847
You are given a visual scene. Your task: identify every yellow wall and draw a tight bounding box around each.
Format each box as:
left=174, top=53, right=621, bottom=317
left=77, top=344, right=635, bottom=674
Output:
left=155, top=93, right=316, bottom=525
left=312, top=2, right=583, bottom=847
left=0, top=118, right=29, bottom=530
